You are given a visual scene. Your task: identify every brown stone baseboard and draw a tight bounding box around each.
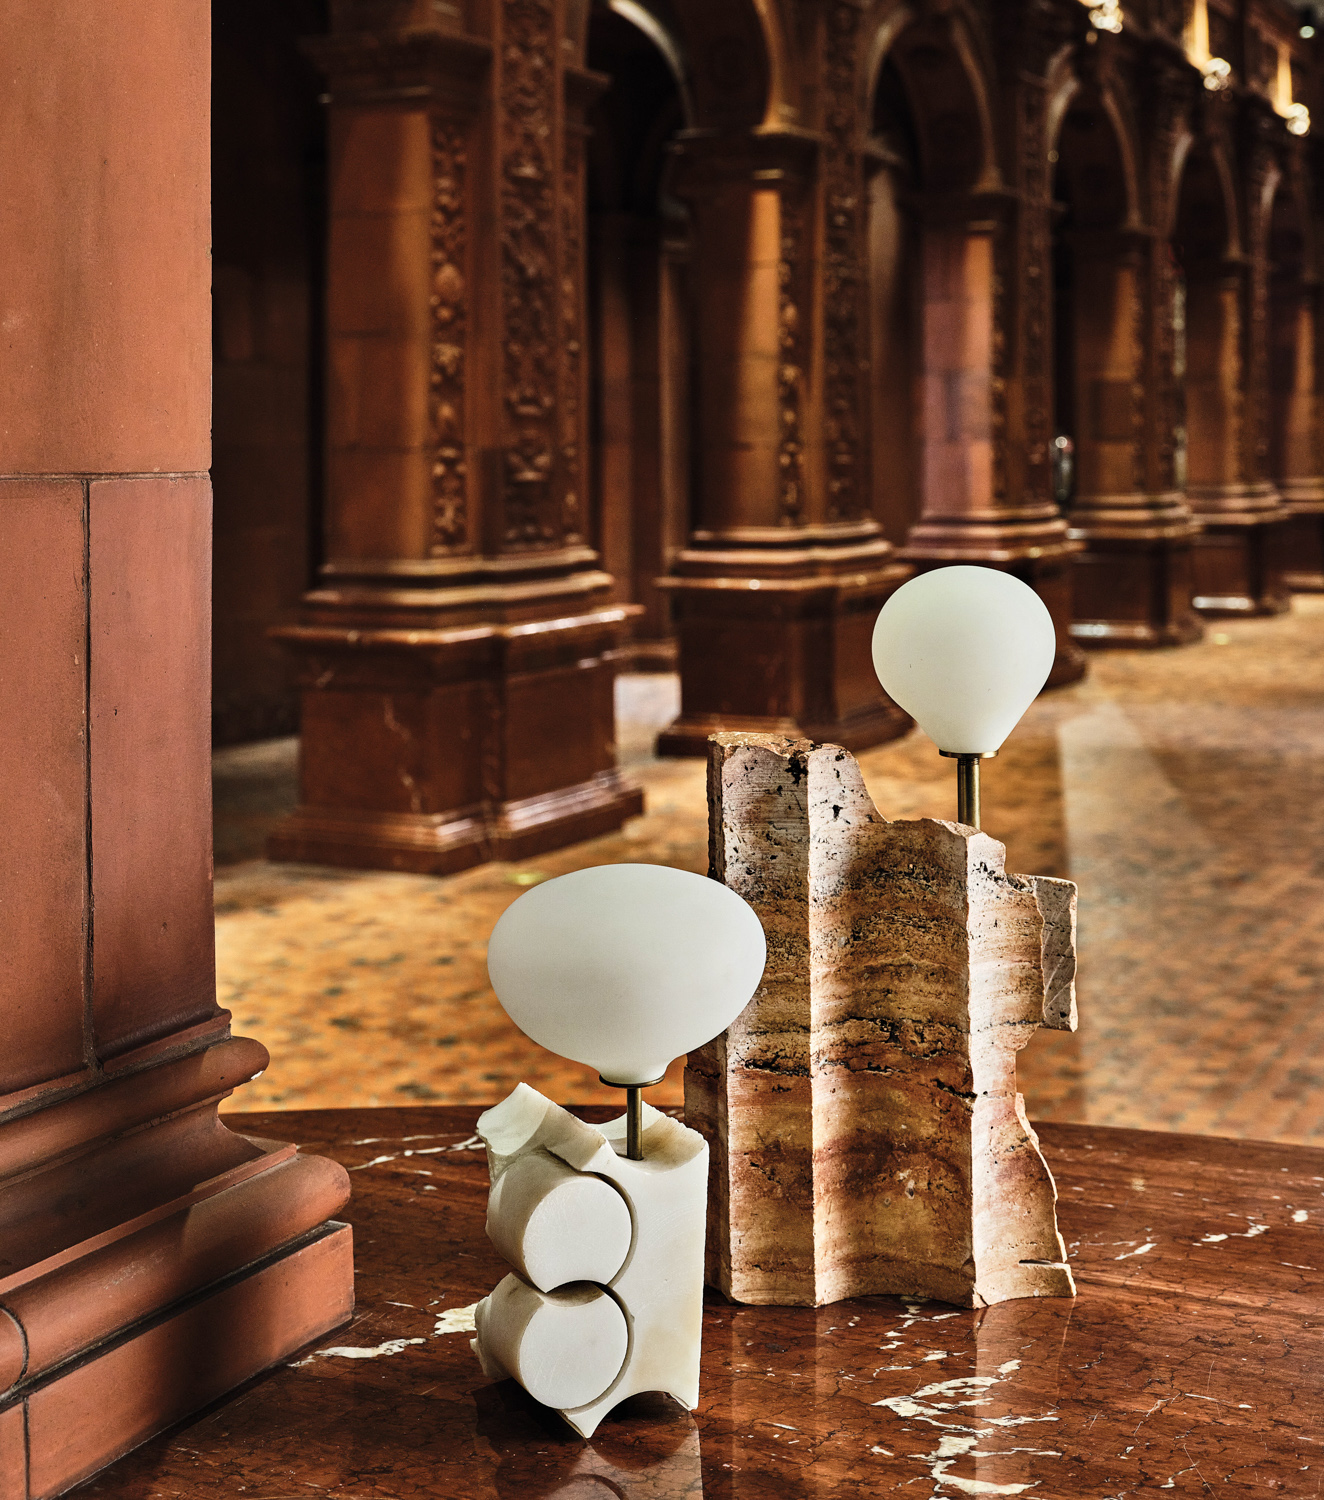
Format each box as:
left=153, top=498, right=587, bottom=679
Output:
left=12, top=1222, right=352, bottom=1499
left=267, top=769, right=645, bottom=875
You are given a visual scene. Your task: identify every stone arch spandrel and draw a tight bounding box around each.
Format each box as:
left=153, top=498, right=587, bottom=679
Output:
left=1174, top=133, right=1243, bottom=258
left=864, top=3, right=1001, bottom=197
left=666, top=0, right=774, bottom=131
left=1050, top=74, right=1144, bottom=236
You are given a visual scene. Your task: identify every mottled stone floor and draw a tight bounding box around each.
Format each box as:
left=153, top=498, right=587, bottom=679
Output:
left=214, top=598, right=1324, bottom=1145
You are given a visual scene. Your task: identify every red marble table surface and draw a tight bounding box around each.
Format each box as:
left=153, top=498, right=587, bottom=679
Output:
left=77, top=1108, right=1324, bottom=1498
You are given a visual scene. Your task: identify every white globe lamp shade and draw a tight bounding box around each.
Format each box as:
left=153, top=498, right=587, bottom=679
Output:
left=486, top=864, right=767, bottom=1086
left=871, top=566, right=1056, bottom=755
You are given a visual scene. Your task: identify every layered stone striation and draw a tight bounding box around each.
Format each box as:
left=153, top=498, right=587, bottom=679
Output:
left=687, top=733, right=1076, bottom=1308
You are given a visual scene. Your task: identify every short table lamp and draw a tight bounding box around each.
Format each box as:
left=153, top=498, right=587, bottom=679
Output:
left=871, top=565, right=1056, bottom=828
left=471, top=863, right=766, bottom=1437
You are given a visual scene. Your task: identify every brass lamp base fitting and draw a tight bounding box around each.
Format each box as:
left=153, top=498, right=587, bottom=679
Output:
left=599, top=1075, right=666, bottom=1160
left=939, top=750, right=996, bottom=830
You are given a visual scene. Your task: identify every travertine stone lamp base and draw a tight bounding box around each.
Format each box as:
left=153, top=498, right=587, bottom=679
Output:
left=687, top=733, right=1078, bottom=1309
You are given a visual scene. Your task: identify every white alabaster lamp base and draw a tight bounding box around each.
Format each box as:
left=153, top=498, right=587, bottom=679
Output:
left=471, top=1083, right=708, bottom=1439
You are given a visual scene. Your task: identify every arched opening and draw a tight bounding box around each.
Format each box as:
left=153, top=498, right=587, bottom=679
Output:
left=586, top=0, right=691, bottom=668
left=1267, top=180, right=1324, bottom=589
left=867, top=24, right=996, bottom=548
left=211, top=0, right=328, bottom=744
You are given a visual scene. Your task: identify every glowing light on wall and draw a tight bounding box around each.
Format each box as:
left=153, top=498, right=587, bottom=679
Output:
left=1202, top=56, right=1232, bottom=91
left=1080, top=0, right=1123, bottom=32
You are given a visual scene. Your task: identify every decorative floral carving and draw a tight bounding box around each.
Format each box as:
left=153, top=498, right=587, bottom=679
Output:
left=430, top=118, right=469, bottom=554
left=1020, top=73, right=1054, bottom=505
left=778, top=192, right=807, bottom=525
left=560, top=118, right=586, bottom=546
left=1145, top=62, right=1189, bottom=494
left=501, top=0, right=558, bottom=545
left=1245, top=124, right=1283, bottom=484
left=821, top=1, right=867, bottom=522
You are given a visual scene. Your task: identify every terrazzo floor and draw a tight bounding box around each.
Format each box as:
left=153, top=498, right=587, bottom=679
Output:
left=215, top=597, right=1324, bottom=1144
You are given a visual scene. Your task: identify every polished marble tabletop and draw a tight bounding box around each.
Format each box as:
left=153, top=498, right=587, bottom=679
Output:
left=79, top=1107, right=1324, bottom=1497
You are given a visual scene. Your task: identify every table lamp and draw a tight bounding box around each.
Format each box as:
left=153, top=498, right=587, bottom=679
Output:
left=472, top=863, right=767, bottom=1436
left=870, top=565, right=1056, bottom=828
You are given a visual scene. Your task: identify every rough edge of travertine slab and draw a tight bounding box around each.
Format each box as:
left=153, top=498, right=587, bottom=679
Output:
left=685, top=733, right=1077, bottom=1309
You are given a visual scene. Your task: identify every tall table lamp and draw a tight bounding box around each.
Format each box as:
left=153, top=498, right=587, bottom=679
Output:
left=472, top=863, right=766, bottom=1436
left=870, top=565, right=1057, bottom=828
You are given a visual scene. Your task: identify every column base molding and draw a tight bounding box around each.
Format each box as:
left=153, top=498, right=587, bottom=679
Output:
left=1066, top=492, right=1204, bottom=649
left=1278, top=511, right=1324, bottom=593
left=267, top=769, right=644, bottom=876
left=1184, top=490, right=1291, bottom=616
left=655, top=556, right=913, bottom=758
left=1275, top=485, right=1324, bottom=592
left=0, top=1034, right=353, bottom=1499
left=901, top=515, right=1087, bottom=687
left=271, top=574, right=641, bottom=874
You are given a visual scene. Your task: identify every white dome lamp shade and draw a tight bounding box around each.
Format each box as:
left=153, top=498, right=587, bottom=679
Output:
left=871, top=566, right=1057, bottom=829
left=487, top=863, right=767, bottom=1159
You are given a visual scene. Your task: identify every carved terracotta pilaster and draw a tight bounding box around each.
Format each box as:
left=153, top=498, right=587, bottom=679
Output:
left=271, top=13, right=641, bottom=874
left=500, top=0, right=560, bottom=546
left=655, top=119, right=911, bottom=757
left=430, top=116, right=470, bottom=554
left=777, top=188, right=810, bottom=526
left=822, top=0, right=870, bottom=524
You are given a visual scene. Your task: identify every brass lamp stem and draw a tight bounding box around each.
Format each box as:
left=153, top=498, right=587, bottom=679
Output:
left=600, top=1075, right=665, bottom=1161
left=940, top=751, right=993, bottom=831
left=957, top=754, right=981, bottom=830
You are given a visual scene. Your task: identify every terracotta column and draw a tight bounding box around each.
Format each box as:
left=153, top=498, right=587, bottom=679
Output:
left=0, top=3, right=352, bottom=1493
left=1066, top=230, right=1202, bottom=646
left=901, top=59, right=1086, bottom=687
left=1183, top=253, right=1290, bottom=613
left=591, top=210, right=685, bottom=666
left=655, top=123, right=911, bottom=755
left=1181, top=106, right=1290, bottom=618
left=1270, top=277, right=1324, bottom=589
left=270, top=6, right=642, bottom=872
